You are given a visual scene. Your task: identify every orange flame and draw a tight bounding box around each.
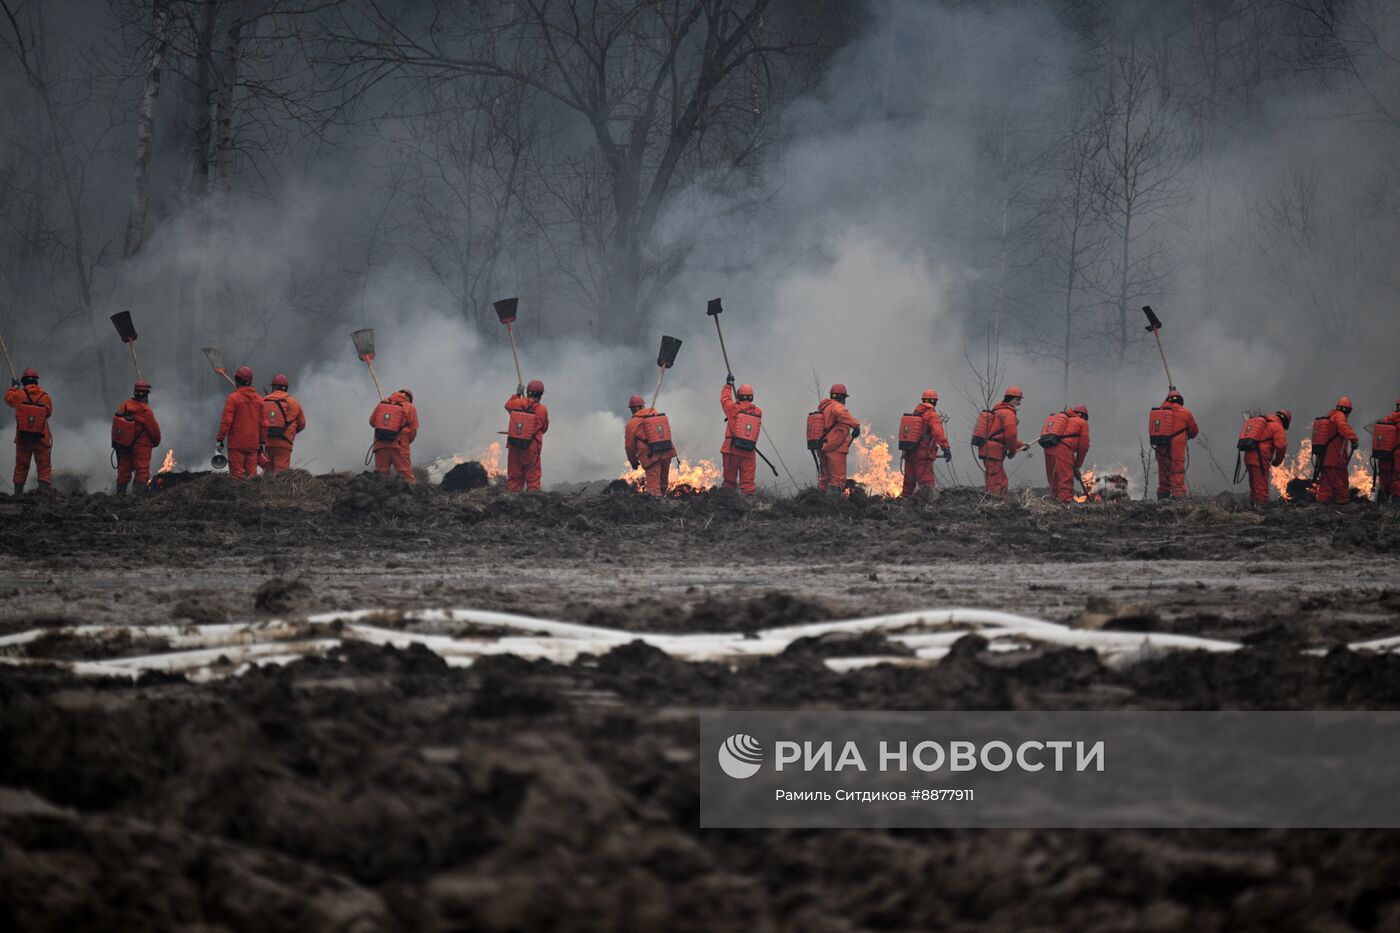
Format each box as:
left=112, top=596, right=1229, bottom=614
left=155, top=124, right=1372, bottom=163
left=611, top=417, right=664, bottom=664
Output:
left=619, top=455, right=722, bottom=492
left=850, top=424, right=904, bottom=497
left=1073, top=465, right=1131, bottom=503
left=1271, top=439, right=1373, bottom=500
left=158, top=449, right=176, bottom=473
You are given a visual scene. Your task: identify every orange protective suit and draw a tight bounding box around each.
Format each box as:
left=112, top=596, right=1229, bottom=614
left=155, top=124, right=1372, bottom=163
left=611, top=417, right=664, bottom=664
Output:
left=900, top=402, right=949, bottom=497
left=1048, top=410, right=1090, bottom=502
left=626, top=406, right=675, bottom=496
left=262, top=390, right=306, bottom=473
left=816, top=397, right=860, bottom=491
left=217, top=385, right=266, bottom=481
left=1377, top=410, right=1400, bottom=503
left=505, top=395, right=548, bottom=491
left=1242, top=414, right=1288, bottom=504
left=114, top=398, right=161, bottom=488
left=720, top=384, right=762, bottom=495
left=980, top=401, right=1020, bottom=498
left=1314, top=408, right=1358, bottom=504
left=371, top=391, right=418, bottom=483
left=6, top=382, right=53, bottom=488
left=1153, top=401, right=1199, bottom=499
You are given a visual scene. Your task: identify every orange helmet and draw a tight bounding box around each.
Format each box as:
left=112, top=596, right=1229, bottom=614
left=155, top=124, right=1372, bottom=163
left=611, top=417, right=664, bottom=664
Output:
left=527, top=379, right=544, bottom=396
left=1072, top=404, right=1088, bottom=419
left=627, top=394, right=644, bottom=409
left=921, top=389, right=939, bottom=402
left=1275, top=408, right=1292, bottom=428
left=271, top=373, right=289, bottom=388
left=399, top=388, right=414, bottom=403
left=1336, top=395, right=1352, bottom=410
left=21, top=367, right=38, bottom=380
left=1004, top=386, right=1023, bottom=399
left=738, top=383, right=754, bottom=400
left=829, top=383, right=848, bottom=398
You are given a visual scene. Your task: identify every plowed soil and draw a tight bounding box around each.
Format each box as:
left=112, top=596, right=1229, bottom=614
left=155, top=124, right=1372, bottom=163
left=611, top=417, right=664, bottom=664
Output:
left=3, top=473, right=1400, bottom=931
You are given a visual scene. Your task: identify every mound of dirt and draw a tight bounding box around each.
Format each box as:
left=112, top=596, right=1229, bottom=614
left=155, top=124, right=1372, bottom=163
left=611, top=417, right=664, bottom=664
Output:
left=441, top=461, right=490, bottom=492
left=5, top=639, right=1400, bottom=931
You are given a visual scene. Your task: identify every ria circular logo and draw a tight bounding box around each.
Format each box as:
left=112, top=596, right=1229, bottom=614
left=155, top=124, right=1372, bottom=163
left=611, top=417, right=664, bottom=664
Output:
left=718, top=733, right=764, bottom=779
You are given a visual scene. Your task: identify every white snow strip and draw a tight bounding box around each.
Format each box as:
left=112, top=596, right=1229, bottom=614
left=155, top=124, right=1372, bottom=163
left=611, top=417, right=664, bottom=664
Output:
left=17, top=602, right=1393, bottom=682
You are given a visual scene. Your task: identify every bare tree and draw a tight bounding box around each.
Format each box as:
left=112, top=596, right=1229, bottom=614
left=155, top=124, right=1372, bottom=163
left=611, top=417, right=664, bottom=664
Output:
left=323, top=0, right=815, bottom=341
left=1092, top=42, right=1188, bottom=366
left=124, top=0, right=171, bottom=257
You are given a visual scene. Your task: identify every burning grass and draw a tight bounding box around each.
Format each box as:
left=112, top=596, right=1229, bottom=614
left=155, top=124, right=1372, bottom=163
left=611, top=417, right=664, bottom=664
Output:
left=1270, top=439, right=1374, bottom=501
left=618, top=455, right=721, bottom=495
left=850, top=423, right=905, bottom=497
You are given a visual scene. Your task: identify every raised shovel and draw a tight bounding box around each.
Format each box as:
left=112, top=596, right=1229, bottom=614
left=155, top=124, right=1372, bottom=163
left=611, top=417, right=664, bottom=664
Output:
left=705, top=296, right=783, bottom=481
left=110, top=311, right=143, bottom=381
left=1142, top=305, right=1176, bottom=391
left=652, top=335, right=682, bottom=407
left=351, top=328, right=384, bottom=400
left=494, top=297, right=524, bottom=394
left=0, top=330, right=17, bottom=383
left=201, top=347, right=236, bottom=387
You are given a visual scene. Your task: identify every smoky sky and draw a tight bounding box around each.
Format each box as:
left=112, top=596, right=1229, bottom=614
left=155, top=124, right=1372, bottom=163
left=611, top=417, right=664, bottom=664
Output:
left=4, top=0, right=1397, bottom=492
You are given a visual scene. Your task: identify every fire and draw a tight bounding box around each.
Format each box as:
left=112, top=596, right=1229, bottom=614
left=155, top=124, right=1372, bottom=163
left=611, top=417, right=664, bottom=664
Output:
left=1271, top=439, right=1373, bottom=501
left=619, top=455, right=722, bottom=494
left=476, top=441, right=504, bottom=481
left=158, top=449, right=176, bottom=473
left=1073, top=465, right=1132, bottom=503
left=848, top=424, right=904, bottom=496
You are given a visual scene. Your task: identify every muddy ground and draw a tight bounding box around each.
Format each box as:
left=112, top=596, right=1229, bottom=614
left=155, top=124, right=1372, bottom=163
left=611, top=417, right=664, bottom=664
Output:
left=4, top=472, right=1400, bottom=931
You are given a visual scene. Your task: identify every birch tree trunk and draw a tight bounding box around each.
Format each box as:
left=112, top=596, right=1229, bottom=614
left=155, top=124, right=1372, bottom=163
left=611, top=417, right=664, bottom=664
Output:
left=124, top=0, right=171, bottom=258
left=214, top=0, right=245, bottom=193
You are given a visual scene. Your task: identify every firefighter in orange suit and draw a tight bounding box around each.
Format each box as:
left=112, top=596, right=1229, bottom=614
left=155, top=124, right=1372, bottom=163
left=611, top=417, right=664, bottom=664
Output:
left=816, top=383, right=860, bottom=492
left=1314, top=396, right=1358, bottom=505
left=262, top=373, right=306, bottom=473
left=900, top=389, right=950, bottom=497
left=1376, top=398, right=1400, bottom=503
left=6, top=368, right=53, bottom=493
left=1152, top=390, right=1199, bottom=500
left=114, top=381, right=161, bottom=493
left=217, top=366, right=266, bottom=482
left=370, top=389, right=418, bottom=482
left=981, top=387, right=1025, bottom=498
left=505, top=379, right=548, bottom=492
left=1240, top=409, right=1289, bottom=504
left=721, top=375, right=762, bottom=494
left=1047, top=404, right=1090, bottom=503
left=626, top=393, right=674, bottom=496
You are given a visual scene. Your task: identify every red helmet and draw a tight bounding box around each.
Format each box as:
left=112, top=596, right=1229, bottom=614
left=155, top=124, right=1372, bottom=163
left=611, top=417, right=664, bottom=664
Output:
left=21, top=367, right=38, bottom=379
left=1275, top=408, right=1292, bottom=428
left=921, top=389, right=939, bottom=402
left=1166, top=391, right=1184, bottom=404
left=527, top=379, right=544, bottom=395
left=1072, top=404, right=1088, bottom=419
left=399, top=388, right=414, bottom=403
left=271, top=373, right=289, bottom=388
left=627, top=394, right=644, bottom=409
left=133, top=380, right=151, bottom=394
left=1336, top=395, right=1352, bottom=410
left=234, top=366, right=253, bottom=384
left=829, top=383, right=848, bottom=398
left=1004, top=386, right=1023, bottom=399
left=1394, top=397, right=1400, bottom=411
left=737, top=383, right=754, bottom=400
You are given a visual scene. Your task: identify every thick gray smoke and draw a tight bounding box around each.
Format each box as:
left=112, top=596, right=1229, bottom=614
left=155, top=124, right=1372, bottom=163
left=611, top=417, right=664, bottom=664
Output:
left=9, top=0, right=1399, bottom=493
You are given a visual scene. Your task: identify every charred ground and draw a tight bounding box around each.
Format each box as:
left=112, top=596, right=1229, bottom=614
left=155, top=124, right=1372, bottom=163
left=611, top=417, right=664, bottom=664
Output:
left=3, top=472, right=1400, bottom=931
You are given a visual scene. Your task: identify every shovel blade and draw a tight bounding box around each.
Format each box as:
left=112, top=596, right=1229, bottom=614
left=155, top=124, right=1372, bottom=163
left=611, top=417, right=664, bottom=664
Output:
left=1142, top=305, right=1162, bottom=332
left=201, top=347, right=226, bottom=373
left=657, top=335, right=682, bottom=368
left=110, top=310, right=138, bottom=343
left=351, top=328, right=376, bottom=362
left=706, top=297, right=723, bottom=316
left=494, top=297, right=519, bottom=325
